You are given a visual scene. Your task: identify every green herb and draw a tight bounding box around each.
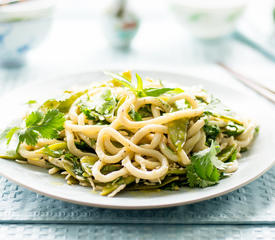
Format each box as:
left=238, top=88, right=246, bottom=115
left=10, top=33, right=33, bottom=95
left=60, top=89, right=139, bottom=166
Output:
left=0, top=150, right=24, bottom=160
left=107, top=72, right=135, bottom=90
left=80, top=156, right=98, bottom=176
left=167, top=168, right=186, bottom=175
left=204, top=97, right=242, bottom=124
left=1, top=110, right=65, bottom=147
left=143, top=88, right=174, bottom=97
left=101, top=176, right=135, bottom=196
left=186, top=142, right=226, bottom=188
left=64, top=153, right=83, bottom=176
left=126, top=176, right=180, bottom=191
left=40, top=90, right=87, bottom=113
left=26, top=100, right=37, bottom=105
left=136, top=73, right=146, bottom=97
left=42, top=145, right=64, bottom=158
left=101, top=164, right=122, bottom=174
left=168, top=119, right=189, bottom=151
left=204, top=97, right=233, bottom=116
left=75, top=141, right=95, bottom=153
left=0, top=127, right=20, bottom=144
left=167, top=88, right=184, bottom=95
left=18, top=110, right=65, bottom=146
left=203, top=121, right=220, bottom=146
left=217, top=144, right=237, bottom=162
left=171, top=99, right=191, bottom=112
left=240, top=147, right=248, bottom=153
left=195, top=96, right=208, bottom=103
left=107, top=72, right=175, bottom=98
left=138, top=104, right=152, bottom=118
left=80, top=88, right=116, bottom=122
left=128, top=109, right=142, bottom=121
left=223, top=122, right=244, bottom=137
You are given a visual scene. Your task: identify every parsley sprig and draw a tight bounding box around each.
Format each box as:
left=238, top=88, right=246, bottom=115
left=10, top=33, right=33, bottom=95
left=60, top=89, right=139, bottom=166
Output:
left=1, top=109, right=65, bottom=147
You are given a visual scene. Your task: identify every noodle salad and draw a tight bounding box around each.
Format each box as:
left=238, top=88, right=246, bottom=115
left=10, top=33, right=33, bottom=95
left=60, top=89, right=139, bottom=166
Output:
left=0, top=71, right=258, bottom=197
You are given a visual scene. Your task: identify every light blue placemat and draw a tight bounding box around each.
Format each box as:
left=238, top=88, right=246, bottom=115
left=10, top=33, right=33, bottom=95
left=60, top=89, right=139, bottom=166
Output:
left=0, top=166, right=274, bottom=224
left=0, top=224, right=275, bottom=240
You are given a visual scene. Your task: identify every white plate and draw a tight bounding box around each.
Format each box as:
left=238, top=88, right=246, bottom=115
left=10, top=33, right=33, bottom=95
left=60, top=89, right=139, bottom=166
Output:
left=0, top=70, right=274, bottom=209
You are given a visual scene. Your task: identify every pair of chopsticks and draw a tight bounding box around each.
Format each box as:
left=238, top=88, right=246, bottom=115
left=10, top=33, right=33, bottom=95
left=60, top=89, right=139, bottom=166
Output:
left=217, top=62, right=275, bottom=104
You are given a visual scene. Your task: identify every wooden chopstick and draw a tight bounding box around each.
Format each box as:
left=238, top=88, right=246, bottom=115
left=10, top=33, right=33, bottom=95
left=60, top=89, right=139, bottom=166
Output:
left=217, top=62, right=275, bottom=104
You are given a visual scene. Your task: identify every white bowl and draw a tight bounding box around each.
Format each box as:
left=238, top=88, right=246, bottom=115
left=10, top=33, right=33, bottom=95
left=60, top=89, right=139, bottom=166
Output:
left=0, top=0, right=55, bottom=67
left=169, top=0, right=249, bottom=39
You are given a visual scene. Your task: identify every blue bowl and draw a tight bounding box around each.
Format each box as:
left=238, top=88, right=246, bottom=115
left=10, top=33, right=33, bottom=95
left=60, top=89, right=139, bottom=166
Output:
left=0, top=0, right=55, bottom=67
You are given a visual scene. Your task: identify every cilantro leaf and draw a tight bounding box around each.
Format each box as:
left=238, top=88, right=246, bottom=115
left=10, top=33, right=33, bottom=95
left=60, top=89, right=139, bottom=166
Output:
left=128, top=109, right=142, bottom=121
left=0, top=127, right=20, bottom=144
left=186, top=166, right=217, bottom=188
left=19, top=110, right=65, bottom=146
left=203, top=121, right=220, bottom=146
left=187, top=142, right=226, bottom=188
left=79, top=88, right=116, bottom=123
left=19, top=128, right=39, bottom=146
left=203, top=96, right=242, bottom=124
left=26, top=111, right=43, bottom=127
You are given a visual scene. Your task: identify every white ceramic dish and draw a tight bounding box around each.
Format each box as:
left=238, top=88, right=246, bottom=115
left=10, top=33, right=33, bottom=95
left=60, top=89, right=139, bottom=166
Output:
left=169, top=0, right=249, bottom=39
left=0, top=0, right=55, bottom=67
left=0, top=70, right=274, bottom=209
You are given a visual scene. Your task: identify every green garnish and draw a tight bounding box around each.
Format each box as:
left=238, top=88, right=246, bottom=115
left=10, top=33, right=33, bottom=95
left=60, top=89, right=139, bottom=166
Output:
left=101, top=176, right=135, bottom=196
left=80, top=88, right=116, bottom=122
left=203, top=121, right=220, bottom=146
left=1, top=110, right=65, bottom=147
left=19, top=110, right=65, bottom=146
left=143, top=88, right=175, bottom=97
left=204, top=96, right=242, bottom=124
left=26, top=100, right=37, bottom=105
left=223, top=122, right=245, bottom=137
left=42, top=146, right=64, bottom=158
left=218, top=144, right=237, bottom=162
left=75, top=141, right=95, bottom=153
left=138, top=104, right=152, bottom=118
left=128, top=109, right=142, bottom=121
left=40, top=90, right=87, bottom=113
left=107, top=72, right=174, bottom=97
left=186, top=142, right=226, bottom=188
left=126, top=176, right=180, bottom=191
left=64, top=153, right=83, bottom=177
left=0, top=126, right=20, bottom=144
left=171, top=99, right=191, bottom=112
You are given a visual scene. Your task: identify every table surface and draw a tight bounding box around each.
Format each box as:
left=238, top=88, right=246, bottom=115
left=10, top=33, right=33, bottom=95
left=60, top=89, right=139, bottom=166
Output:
left=0, top=0, right=275, bottom=239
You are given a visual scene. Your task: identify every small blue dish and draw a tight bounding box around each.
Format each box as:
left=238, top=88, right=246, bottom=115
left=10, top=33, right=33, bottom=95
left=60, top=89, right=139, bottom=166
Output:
left=0, top=0, right=55, bottom=67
